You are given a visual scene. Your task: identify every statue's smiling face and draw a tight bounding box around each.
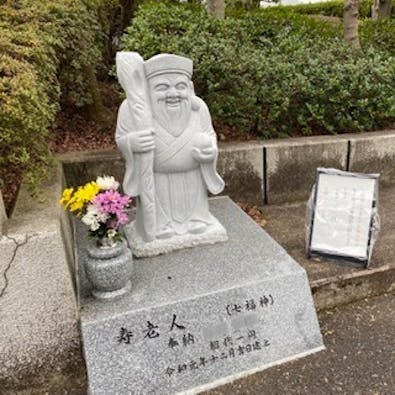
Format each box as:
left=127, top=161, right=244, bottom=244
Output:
left=149, top=73, right=193, bottom=136
left=150, top=73, right=191, bottom=109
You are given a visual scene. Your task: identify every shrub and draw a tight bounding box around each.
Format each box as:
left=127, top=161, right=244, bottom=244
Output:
left=0, top=55, right=55, bottom=188
left=286, top=0, right=379, bottom=18
left=122, top=2, right=395, bottom=138
left=226, top=0, right=262, bottom=10
left=254, top=44, right=395, bottom=136
left=360, top=18, right=395, bottom=57
left=0, top=0, right=115, bottom=196
left=225, top=6, right=341, bottom=44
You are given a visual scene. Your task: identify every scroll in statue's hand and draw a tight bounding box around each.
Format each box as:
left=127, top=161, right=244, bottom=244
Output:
left=128, top=129, right=155, bottom=153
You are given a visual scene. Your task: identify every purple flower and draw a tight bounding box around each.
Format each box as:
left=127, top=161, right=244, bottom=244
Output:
left=92, top=190, right=131, bottom=230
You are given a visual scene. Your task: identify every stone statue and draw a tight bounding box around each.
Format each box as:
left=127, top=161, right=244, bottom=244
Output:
left=116, top=52, right=227, bottom=257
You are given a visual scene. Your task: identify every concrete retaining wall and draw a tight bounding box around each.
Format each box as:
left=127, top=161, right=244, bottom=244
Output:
left=59, top=129, right=395, bottom=206
left=264, top=136, right=349, bottom=204
left=312, top=265, right=395, bottom=311
left=348, top=130, right=395, bottom=187
left=217, top=141, right=264, bottom=205
left=220, top=130, right=395, bottom=205
left=59, top=150, right=125, bottom=189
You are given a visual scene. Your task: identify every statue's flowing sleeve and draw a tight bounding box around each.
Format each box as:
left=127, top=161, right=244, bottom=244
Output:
left=197, top=97, right=225, bottom=195
left=115, top=100, right=139, bottom=196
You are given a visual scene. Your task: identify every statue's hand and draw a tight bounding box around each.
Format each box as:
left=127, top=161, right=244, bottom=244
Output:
left=129, top=129, right=155, bottom=153
left=192, top=147, right=217, bottom=164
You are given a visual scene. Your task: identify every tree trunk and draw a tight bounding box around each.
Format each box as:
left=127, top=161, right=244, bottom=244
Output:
left=83, top=66, right=110, bottom=121
left=344, top=0, right=361, bottom=50
left=206, top=0, right=225, bottom=18
left=372, top=0, right=393, bottom=19
left=120, top=0, right=139, bottom=29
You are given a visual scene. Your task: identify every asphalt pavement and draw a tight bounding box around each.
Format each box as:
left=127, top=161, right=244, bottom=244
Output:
left=204, top=293, right=395, bottom=395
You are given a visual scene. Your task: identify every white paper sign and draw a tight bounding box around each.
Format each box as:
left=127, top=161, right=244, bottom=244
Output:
left=309, top=171, right=377, bottom=262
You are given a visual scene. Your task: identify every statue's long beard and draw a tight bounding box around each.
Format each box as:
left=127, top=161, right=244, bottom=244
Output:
left=152, top=99, right=191, bottom=137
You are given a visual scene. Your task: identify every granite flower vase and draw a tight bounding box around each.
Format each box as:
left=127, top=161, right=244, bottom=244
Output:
left=85, top=238, right=133, bottom=300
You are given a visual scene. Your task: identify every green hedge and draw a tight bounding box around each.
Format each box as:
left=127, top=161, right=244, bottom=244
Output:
left=0, top=0, right=114, bottom=193
left=361, top=18, right=395, bottom=57
left=285, top=0, right=373, bottom=18
left=123, top=2, right=395, bottom=138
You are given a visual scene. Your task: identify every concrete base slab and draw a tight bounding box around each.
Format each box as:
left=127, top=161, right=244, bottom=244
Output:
left=77, top=197, right=324, bottom=395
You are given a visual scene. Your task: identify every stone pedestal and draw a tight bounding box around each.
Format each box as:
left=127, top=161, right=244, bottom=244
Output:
left=77, top=197, right=324, bottom=395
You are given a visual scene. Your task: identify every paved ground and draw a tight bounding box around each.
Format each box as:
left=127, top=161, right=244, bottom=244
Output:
left=205, top=292, right=395, bottom=395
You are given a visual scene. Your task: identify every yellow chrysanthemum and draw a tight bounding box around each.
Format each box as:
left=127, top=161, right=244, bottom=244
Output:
left=69, top=197, right=85, bottom=214
left=68, top=182, right=100, bottom=214
left=82, top=181, right=100, bottom=201
left=59, top=187, right=74, bottom=209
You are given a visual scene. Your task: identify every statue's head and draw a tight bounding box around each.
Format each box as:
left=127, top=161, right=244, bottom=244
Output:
left=145, top=54, right=194, bottom=135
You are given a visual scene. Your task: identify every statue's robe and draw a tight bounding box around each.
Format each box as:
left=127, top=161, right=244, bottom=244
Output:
left=116, top=96, right=224, bottom=238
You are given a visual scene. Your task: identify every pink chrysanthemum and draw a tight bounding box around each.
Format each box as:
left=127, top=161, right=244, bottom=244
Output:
left=93, top=190, right=131, bottom=229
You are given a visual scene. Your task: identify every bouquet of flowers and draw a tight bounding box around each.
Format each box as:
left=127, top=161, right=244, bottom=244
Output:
left=60, top=176, right=131, bottom=247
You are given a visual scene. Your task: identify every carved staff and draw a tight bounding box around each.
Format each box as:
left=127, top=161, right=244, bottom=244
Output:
left=116, top=52, right=156, bottom=242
